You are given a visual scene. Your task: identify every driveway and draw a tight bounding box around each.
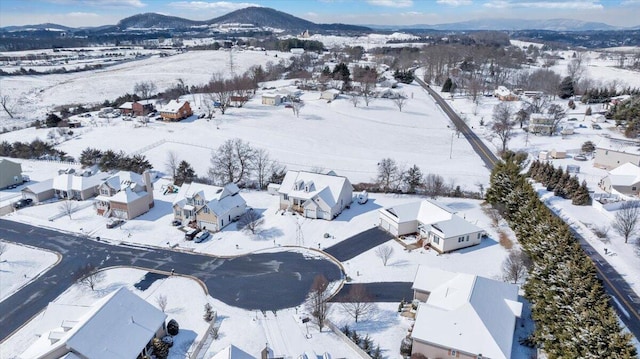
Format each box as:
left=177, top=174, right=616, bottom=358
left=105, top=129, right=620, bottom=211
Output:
left=324, top=226, right=394, bottom=262
left=330, top=282, right=413, bottom=303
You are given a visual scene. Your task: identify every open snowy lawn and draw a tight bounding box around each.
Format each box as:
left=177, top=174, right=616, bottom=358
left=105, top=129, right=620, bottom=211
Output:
left=0, top=242, right=59, bottom=302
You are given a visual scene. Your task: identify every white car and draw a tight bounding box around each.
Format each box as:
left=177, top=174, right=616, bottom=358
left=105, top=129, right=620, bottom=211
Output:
left=194, top=231, right=210, bottom=243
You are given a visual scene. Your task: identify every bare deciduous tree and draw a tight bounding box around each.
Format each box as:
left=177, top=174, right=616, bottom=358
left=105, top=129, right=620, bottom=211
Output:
left=201, top=93, right=217, bottom=121
left=251, top=148, right=272, bottom=190
left=58, top=200, right=77, bottom=220
left=339, top=284, right=375, bottom=323
left=165, top=151, right=179, bottom=180
left=612, top=201, right=640, bottom=244
left=306, top=274, right=331, bottom=332
left=393, top=92, right=407, bottom=112
left=76, top=263, right=105, bottom=291
left=375, top=245, right=394, bottom=266
left=134, top=81, right=157, bottom=99
left=546, top=103, right=566, bottom=136
left=376, top=158, right=399, bottom=192
left=491, top=102, right=515, bottom=152
left=237, top=209, right=264, bottom=234
left=208, top=138, right=254, bottom=185
left=1, top=94, right=15, bottom=119
left=207, top=74, right=233, bottom=115
left=424, top=173, right=446, bottom=199
left=567, top=57, right=585, bottom=84
left=349, top=94, right=361, bottom=108
left=156, top=294, right=168, bottom=312
left=502, top=249, right=532, bottom=284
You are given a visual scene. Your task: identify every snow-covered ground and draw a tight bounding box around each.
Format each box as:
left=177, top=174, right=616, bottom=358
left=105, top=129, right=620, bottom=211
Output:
left=0, top=242, right=59, bottom=302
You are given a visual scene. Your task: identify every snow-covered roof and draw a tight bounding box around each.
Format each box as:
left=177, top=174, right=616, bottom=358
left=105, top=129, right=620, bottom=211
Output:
left=52, top=172, right=106, bottom=192
left=159, top=99, right=188, bottom=114
left=20, top=287, right=167, bottom=359
left=494, top=86, right=512, bottom=97
left=382, top=200, right=454, bottom=224
left=411, top=267, right=521, bottom=359
left=211, top=345, right=256, bottom=359
left=430, top=215, right=484, bottom=238
left=102, top=171, right=145, bottom=192
left=278, top=170, right=351, bottom=206
left=174, top=182, right=245, bottom=216
left=262, top=93, right=280, bottom=98
left=22, top=178, right=53, bottom=194
left=322, top=89, right=341, bottom=95
left=119, top=102, right=134, bottom=110
left=109, top=187, right=148, bottom=204
left=608, top=162, right=640, bottom=186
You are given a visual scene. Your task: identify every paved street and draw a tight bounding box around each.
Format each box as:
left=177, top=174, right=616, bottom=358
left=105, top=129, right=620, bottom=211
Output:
left=0, top=219, right=342, bottom=342
left=331, top=282, right=413, bottom=303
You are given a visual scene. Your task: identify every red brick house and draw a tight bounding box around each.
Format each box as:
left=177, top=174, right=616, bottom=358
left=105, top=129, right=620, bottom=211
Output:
left=159, top=100, right=192, bottom=121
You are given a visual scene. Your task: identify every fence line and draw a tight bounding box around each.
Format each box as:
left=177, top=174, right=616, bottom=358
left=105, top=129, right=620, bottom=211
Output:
left=130, top=139, right=167, bottom=155
left=190, top=311, right=218, bottom=359
left=325, top=320, right=372, bottom=359
left=28, top=158, right=80, bottom=166
left=48, top=201, right=94, bottom=221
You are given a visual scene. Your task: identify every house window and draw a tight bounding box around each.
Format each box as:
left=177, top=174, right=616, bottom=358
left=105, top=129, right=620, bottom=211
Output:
left=633, top=186, right=637, bottom=191
left=283, top=194, right=289, bottom=201
left=203, top=207, right=209, bottom=214
left=477, top=233, right=481, bottom=239
left=466, top=235, right=469, bottom=241
left=449, top=350, right=457, bottom=357
left=432, top=236, right=440, bottom=244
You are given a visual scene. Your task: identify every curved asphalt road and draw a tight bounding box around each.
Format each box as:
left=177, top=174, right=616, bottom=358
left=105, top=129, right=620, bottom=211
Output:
left=0, top=219, right=342, bottom=342
left=415, top=77, right=640, bottom=340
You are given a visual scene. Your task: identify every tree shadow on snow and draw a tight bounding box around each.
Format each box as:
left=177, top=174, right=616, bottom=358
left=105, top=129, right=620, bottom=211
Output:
left=255, top=227, right=284, bottom=241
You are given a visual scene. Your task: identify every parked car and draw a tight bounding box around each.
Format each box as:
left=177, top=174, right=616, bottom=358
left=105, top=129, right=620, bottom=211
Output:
left=106, top=218, right=124, bottom=229
left=194, top=231, right=210, bottom=243
left=592, top=124, right=602, bottom=130
left=184, top=228, right=200, bottom=241
left=171, top=219, right=182, bottom=226
left=12, top=198, right=33, bottom=209
left=574, top=154, right=587, bottom=161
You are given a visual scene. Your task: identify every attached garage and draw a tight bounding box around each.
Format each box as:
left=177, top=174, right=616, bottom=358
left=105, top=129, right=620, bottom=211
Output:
left=379, top=217, right=398, bottom=236
left=198, top=220, right=218, bottom=232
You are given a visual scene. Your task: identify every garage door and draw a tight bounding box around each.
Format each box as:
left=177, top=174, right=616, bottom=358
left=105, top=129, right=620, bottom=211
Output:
left=198, top=220, right=218, bottom=232
left=379, top=218, right=397, bottom=236
left=304, top=208, right=316, bottom=219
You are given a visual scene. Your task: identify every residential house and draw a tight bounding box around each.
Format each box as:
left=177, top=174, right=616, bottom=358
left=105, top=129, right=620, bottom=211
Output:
left=118, top=101, right=134, bottom=115
left=19, top=287, right=167, bottom=359
left=132, top=100, right=155, bottom=116
left=411, top=266, right=522, bottom=359
left=159, top=100, right=192, bottom=121
left=52, top=172, right=106, bottom=201
left=278, top=170, right=353, bottom=220
left=528, top=113, right=555, bottom=135
left=212, top=345, right=256, bottom=359
left=95, top=171, right=154, bottom=219
left=493, top=86, right=519, bottom=101
left=0, top=158, right=22, bottom=189
left=320, top=89, right=340, bottom=101
left=261, top=93, right=282, bottom=106
left=21, top=179, right=55, bottom=203
left=379, top=200, right=485, bottom=253
left=600, top=162, right=640, bottom=197
left=173, top=182, right=247, bottom=232
left=594, top=146, right=640, bottom=170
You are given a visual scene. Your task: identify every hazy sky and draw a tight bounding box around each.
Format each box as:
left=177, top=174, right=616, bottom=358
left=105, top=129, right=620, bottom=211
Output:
left=1, top=0, right=639, bottom=28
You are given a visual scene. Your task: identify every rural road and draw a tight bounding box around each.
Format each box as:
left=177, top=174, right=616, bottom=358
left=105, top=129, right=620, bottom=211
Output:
left=0, top=219, right=342, bottom=342
left=416, top=76, right=640, bottom=340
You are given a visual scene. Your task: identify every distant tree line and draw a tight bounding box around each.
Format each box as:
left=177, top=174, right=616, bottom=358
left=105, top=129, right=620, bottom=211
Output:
left=0, top=139, right=68, bottom=161
left=0, top=64, right=104, bottom=77
left=79, top=147, right=152, bottom=174
left=486, top=152, right=637, bottom=357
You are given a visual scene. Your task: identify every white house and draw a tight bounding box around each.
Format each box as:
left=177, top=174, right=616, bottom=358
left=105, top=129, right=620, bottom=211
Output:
left=211, top=345, right=256, bottom=359
left=52, top=172, right=107, bottom=201
left=261, top=93, right=282, bottom=106
left=411, top=266, right=522, bottom=359
left=320, top=89, right=340, bottom=101
left=278, top=170, right=353, bottom=220
left=379, top=200, right=484, bottom=253
left=600, top=162, right=640, bottom=197
left=19, top=287, right=167, bottom=359
left=173, top=182, right=247, bottom=231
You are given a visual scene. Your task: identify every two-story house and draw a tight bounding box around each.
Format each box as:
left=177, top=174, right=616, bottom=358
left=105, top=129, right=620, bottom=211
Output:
left=94, top=170, right=154, bottom=219
left=172, top=182, right=247, bottom=232
left=277, top=170, right=353, bottom=220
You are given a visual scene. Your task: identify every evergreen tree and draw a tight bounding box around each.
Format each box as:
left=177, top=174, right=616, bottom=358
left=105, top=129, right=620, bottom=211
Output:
left=45, top=113, right=62, bottom=128
left=564, top=175, right=581, bottom=198
left=572, top=180, right=591, bottom=205
left=546, top=167, right=563, bottom=191
left=79, top=147, right=102, bottom=167
left=586, top=106, right=592, bottom=116
left=558, top=76, right=575, bottom=99
left=403, top=164, right=423, bottom=193
left=175, top=160, right=196, bottom=186
left=441, top=77, right=453, bottom=92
